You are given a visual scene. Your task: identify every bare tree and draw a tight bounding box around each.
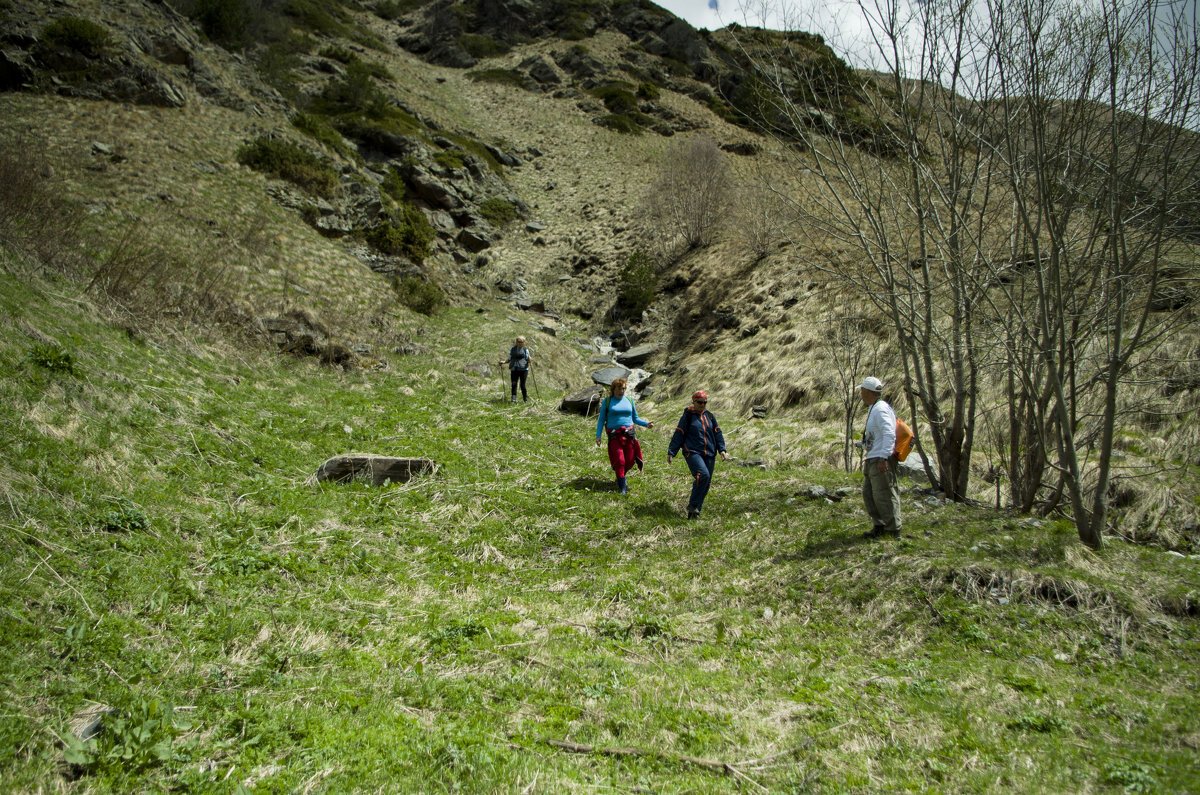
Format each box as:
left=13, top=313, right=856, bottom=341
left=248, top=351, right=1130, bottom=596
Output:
left=644, top=135, right=731, bottom=253
left=974, top=0, right=1200, bottom=547
left=740, top=0, right=1200, bottom=546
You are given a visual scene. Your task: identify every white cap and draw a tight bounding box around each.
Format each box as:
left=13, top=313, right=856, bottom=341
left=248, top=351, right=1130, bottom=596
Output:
left=857, top=376, right=884, bottom=392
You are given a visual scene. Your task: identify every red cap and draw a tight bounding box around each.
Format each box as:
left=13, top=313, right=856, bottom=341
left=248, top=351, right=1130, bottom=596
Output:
left=692, top=391, right=708, bottom=401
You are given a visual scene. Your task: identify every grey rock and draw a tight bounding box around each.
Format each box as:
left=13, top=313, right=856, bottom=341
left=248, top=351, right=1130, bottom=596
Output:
left=313, top=455, right=437, bottom=486
left=615, top=342, right=659, bottom=367
left=560, top=385, right=607, bottom=415
left=591, top=365, right=631, bottom=386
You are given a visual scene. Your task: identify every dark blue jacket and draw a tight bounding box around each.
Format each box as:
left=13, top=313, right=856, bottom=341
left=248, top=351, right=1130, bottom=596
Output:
left=668, top=407, right=725, bottom=459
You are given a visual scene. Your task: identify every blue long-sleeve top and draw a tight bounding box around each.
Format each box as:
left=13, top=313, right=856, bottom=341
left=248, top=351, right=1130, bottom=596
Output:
left=596, top=395, right=649, bottom=438
left=668, top=407, right=725, bottom=458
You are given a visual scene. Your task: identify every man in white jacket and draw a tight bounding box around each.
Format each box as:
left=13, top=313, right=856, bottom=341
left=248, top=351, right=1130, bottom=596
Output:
left=858, top=376, right=902, bottom=538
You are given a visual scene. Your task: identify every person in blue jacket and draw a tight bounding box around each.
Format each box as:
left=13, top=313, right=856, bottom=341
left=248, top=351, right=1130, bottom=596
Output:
left=667, top=391, right=728, bottom=519
left=595, top=378, right=653, bottom=494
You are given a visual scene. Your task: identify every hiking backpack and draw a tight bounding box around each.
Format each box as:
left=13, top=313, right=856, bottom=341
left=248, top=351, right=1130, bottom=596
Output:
left=894, top=417, right=914, bottom=462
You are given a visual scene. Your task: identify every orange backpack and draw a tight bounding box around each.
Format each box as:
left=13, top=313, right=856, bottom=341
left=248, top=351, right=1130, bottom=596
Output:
left=895, top=417, right=914, bottom=462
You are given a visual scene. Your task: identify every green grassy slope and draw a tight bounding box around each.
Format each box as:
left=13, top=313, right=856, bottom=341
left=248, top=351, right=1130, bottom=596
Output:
left=1, top=261, right=1198, bottom=792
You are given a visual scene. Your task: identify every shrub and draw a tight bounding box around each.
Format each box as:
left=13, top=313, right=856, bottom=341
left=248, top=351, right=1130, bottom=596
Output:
left=291, top=112, right=355, bottom=160
left=188, top=0, right=256, bottom=46
left=467, top=69, right=529, bottom=90
left=637, top=82, right=660, bottom=100
left=433, top=150, right=466, bottom=170
left=42, top=16, right=111, bottom=57
left=320, top=59, right=390, bottom=117
left=458, top=33, right=510, bottom=59
left=392, top=276, right=446, bottom=315
left=616, top=250, right=656, bottom=319
left=591, top=82, right=639, bottom=114
left=374, top=0, right=425, bottom=19
left=366, top=203, right=435, bottom=263
left=479, top=197, right=518, bottom=226
left=236, top=137, right=339, bottom=197
left=380, top=165, right=407, bottom=202
left=598, top=114, right=643, bottom=135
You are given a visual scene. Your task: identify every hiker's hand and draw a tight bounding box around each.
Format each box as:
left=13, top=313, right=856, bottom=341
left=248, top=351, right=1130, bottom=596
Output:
left=646, top=420, right=655, bottom=429
left=595, top=437, right=602, bottom=447
left=877, top=459, right=888, bottom=474
left=720, top=451, right=728, bottom=461
left=667, top=454, right=674, bottom=464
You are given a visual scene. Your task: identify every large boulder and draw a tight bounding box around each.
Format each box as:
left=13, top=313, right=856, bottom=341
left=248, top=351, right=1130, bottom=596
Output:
left=560, top=385, right=607, bottom=415
left=591, top=365, right=631, bottom=386
left=615, top=342, right=659, bottom=367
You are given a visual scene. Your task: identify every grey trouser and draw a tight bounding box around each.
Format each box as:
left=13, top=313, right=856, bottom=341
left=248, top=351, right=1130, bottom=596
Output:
left=863, top=456, right=902, bottom=533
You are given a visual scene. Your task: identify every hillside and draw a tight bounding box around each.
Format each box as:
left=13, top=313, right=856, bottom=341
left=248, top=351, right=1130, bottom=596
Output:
left=1, top=0, right=1200, bottom=789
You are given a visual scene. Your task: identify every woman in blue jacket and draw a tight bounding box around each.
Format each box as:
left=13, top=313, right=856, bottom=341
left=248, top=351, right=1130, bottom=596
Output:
left=595, top=378, right=653, bottom=494
left=667, top=391, right=728, bottom=519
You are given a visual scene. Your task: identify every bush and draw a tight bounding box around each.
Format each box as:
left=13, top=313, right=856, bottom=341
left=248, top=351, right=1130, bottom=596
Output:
left=616, top=250, right=656, bottom=319
left=392, top=276, right=446, bottom=315
left=467, top=69, right=529, bottom=90
left=458, top=34, right=510, bottom=59
left=236, top=137, right=339, bottom=197
left=380, top=165, right=407, bottom=202
left=598, top=114, right=643, bottom=135
left=479, top=197, right=518, bottom=226
left=637, top=82, right=660, bottom=100
left=374, top=0, right=425, bottom=20
left=291, top=113, right=355, bottom=160
left=366, top=203, right=435, bottom=263
left=320, top=59, right=390, bottom=117
left=433, top=150, right=466, bottom=170
left=42, top=16, right=111, bottom=57
left=591, top=82, right=639, bottom=114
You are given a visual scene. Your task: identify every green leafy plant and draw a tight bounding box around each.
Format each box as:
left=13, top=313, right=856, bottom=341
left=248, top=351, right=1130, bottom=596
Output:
left=28, top=343, right=77, bottom=374
left=65, top=697, right=193, bottom=775
left=98, top=498, right=150, bottom=533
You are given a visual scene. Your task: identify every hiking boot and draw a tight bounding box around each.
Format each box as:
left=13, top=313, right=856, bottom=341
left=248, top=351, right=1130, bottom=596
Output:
left=862, top=526, right=886, bottom=539
left=510, top=396, right=517, bottom=403
left=687, top=508, right=700, bottom=519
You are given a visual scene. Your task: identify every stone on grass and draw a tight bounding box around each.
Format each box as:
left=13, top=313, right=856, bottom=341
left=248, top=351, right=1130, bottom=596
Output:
left=312, top=455, right=437, bottom=486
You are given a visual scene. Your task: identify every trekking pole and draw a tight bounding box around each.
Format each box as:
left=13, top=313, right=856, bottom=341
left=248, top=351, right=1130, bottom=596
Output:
left=531, top=367, right=540, bottom=398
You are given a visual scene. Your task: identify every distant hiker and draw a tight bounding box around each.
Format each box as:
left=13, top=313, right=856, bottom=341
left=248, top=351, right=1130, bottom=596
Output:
left=499, top=336, right=532, bottom=403
left=595, top=378, right=653, bottom=494
left=667, top=391, right=727, bottom=519
left=857, top=376, right=902, bottom=538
